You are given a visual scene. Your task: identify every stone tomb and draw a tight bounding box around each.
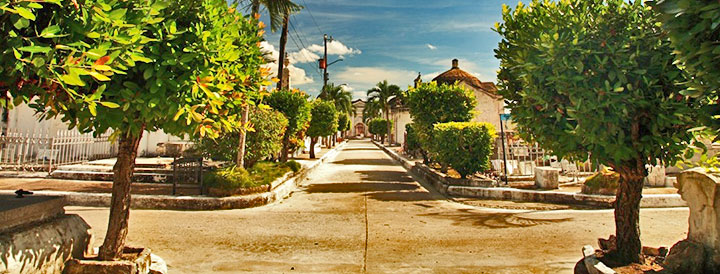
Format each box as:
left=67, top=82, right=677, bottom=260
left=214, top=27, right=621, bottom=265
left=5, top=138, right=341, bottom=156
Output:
left=670, top=169, right=720, bottom=272
left=0, top=194, right=92, bottom=274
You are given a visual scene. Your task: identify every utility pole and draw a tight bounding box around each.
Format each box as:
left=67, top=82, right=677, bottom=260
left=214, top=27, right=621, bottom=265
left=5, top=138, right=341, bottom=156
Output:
left=277, top=13, right=289, bottom=90
left=322, top=34, right=331, bottom=91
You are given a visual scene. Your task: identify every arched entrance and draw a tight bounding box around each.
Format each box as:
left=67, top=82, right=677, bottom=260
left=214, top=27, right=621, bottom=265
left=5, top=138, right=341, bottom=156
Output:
left=354, top=123, right=366, bottom=137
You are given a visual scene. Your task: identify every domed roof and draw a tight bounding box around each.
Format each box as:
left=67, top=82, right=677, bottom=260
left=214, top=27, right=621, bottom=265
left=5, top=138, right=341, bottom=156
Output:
left=432, top=59, right=498, bottom=96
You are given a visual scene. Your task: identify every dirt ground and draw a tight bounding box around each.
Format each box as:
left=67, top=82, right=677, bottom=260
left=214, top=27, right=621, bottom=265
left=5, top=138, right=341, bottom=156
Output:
left=67, top=140, right=689, bottom=274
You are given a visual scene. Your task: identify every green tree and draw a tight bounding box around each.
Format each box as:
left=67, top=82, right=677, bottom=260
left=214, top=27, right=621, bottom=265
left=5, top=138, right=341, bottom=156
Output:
left=337, top=113, right=350, bottom=138
left=404, top=123, right=421, bottom=157
left=368, top=118, right=392, bottom=143
left=495, top=0, right=698, bottom=264
left=431, top=122, right=496, bottom=178
left=362, top=97, right=382, bottom=124
left=3, top=0, right=267, bottom=260
left=232, top=0, right=301, bottom=168
left=319, top=83, right=352, bottom=114
left=194, top=106, right=288, bottom=168
left=650, top=1, right=720, bottom=135
left=307, top=100, right=338, bottom=158
left=405, top=82, right=476, bottom=164
left=367, top=80, right=402, bottom=144
left=266, top=88, right=311, bottom=161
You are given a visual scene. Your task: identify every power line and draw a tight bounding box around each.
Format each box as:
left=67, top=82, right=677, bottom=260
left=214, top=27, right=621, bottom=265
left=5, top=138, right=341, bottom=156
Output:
left=289, top=18, right=323, bottom=78
left=300, top=0, right=324, bottom=36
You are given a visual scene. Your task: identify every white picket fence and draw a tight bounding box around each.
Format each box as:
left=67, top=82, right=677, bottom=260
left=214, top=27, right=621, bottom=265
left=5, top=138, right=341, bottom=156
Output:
left=0, top=129, right=117, bottom=171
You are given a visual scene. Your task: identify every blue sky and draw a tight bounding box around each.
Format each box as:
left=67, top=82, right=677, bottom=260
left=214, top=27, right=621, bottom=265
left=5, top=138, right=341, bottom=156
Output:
left=257, top=0, right=509, bottom=99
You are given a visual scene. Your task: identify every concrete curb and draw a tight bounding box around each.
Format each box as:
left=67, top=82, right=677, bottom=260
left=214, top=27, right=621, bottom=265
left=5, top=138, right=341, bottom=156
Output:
left=582, top=245, right=616, bottom=274
left=0, top=142, right=346, bottom=211
left=372, top=141, right=687, bottom=208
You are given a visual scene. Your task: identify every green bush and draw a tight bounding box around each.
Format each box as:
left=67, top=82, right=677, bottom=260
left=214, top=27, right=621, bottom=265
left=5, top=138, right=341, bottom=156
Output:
left=431, top=122, right=496, bottom=178
left=284, top=160, right=301, bottom=173
left=193, top=106, right=288, bottom=168
left=204, top=166, right=254, bottom=190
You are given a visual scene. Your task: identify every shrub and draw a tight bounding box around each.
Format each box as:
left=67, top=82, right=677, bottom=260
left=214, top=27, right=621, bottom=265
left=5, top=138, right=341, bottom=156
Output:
left=284, top=160, right=301, bottom=173
left=193, top=106, right=288, bottom=168
left=204, top=166, right=254, bottom=190
left=431, top=122, right=496, bottom=178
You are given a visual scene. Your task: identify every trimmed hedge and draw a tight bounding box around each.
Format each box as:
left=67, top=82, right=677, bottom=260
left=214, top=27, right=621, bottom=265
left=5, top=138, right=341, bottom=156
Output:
left=431, top=122, right=496, bottom=178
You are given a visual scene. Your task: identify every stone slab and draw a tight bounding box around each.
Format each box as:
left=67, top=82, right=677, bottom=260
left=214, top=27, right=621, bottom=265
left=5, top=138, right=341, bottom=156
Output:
left=0, top=194, right=65, bottom=233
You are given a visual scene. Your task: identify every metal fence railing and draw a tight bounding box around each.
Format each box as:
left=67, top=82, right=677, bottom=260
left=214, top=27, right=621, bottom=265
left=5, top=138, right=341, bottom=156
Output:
left=491, top=137, right=597, bottom=179
left=0, top=129, right=117, bottom=172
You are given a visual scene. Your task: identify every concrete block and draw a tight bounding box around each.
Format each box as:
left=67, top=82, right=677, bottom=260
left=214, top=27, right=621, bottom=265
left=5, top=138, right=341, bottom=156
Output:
left=582, top=245, right=616, bottom=274
left=0, top=214, right=92, bottom=274
left=0, top=195, right=65, bottom=233
left=535, top=167, right=560, bottom=189
left=644, top=164, right=666, bottom=187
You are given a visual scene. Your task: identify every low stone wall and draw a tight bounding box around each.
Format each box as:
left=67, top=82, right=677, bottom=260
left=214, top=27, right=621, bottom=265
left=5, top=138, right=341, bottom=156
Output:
left=373, top=141, right=686, bottom=208
left=0, top=142, right=346, bottom=211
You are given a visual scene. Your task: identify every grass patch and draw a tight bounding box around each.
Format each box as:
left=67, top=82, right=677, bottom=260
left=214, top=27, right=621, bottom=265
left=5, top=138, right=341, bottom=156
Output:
left=205, top=160, right=302, bottom=193
left=247, top=161, right=293, bottom=186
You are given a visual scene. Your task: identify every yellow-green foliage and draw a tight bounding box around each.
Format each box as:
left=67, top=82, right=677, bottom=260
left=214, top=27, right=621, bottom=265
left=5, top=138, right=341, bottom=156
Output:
left=431, top=122, right=497, bottom=178
left=584, top=167, right=620, bottom=191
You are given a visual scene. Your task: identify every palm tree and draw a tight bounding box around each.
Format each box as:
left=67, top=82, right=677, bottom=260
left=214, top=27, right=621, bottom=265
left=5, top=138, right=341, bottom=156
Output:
left=319, top=83, right=352, bottom=114
left=234, top=0, right=301, bottom=167
left=366, top=80, right=402, bottom=144
left=362, top=97, right=381, bottom=124
left=319, top=83, right=352, bottom=143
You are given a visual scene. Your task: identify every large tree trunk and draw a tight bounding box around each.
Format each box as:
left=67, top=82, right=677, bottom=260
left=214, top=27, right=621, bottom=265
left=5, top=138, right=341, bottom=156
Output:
left=610, top=160, right=646, bottom=265
left=237, top=104, right=249, bottom=168
left=276, top=14, right=289, bottom=90
left=98, top=131, right=143, bottom=260
left=280, top=131, right=290, bottom=162
left=309, top=137, right=317, bottom=159
left=251, top=1, right=259, bottom=16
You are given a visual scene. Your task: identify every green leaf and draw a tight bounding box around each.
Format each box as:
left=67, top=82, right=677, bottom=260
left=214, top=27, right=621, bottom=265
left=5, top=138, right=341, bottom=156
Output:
left=89, top=71, right=110, bottom=81
left=18, top=46, right=51, bottom=54
left=86, top=32, right=101, bottom=39
left=60, top=73, right=86, bottom=87
left=98, top=102, right=120, bottom=108
left=88, top=102, right=97, bottom=116
left=15, top=7, right=36, bottom=21
left=40, top=25, right=62, bottom=38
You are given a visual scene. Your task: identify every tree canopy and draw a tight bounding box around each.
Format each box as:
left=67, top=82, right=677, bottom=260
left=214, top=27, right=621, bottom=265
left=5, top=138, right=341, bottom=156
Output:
left=495, top=0, right=698, bottom=263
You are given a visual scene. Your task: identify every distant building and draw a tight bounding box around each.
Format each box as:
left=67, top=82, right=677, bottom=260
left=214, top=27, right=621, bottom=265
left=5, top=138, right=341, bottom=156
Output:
left=350, top=99, right=367, bottom=137
left=432, top=59, right=507, bottom=131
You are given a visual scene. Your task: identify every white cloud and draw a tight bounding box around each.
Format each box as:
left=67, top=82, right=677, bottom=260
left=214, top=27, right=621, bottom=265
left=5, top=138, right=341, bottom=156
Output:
left=261, top=42, right=314, bottom=86
left=426, top=44, right=437, bottom=50
left=334, top=67, right=417, bottom=98
left=288, top=48, right=320, bottom=64
left=306, top=40, right=362, bottom=56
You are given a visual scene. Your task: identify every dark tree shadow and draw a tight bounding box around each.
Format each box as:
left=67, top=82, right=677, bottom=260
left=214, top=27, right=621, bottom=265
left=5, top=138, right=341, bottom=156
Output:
left=305, top=182, right=419, bottom=193
left=421, top=208, right=572, bottom=229
left=354, top=170, right=415, bottom=182
left=365, top=191, right=437, bottom=202
left=333, top=158, right=398, bottom=166
left=340, top=148, right=378, bottom=152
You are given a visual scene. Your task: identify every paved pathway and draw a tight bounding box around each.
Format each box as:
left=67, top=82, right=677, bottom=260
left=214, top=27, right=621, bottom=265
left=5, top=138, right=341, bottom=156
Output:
left=67, top=139, right=689, bottom=273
